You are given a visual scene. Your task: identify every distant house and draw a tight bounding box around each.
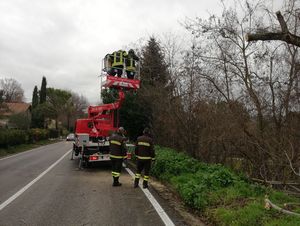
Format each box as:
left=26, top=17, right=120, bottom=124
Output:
left=0, top=102, right=31, bottom=128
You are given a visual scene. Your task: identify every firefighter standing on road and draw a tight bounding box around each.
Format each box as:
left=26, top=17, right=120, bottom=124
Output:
left=109, top=127, right=127, bottom=186
left=134, top=128, right=155, bottom=189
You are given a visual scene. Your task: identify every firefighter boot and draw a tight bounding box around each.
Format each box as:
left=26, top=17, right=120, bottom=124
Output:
left=112, top=177, right=122, bottom=187
left=134, top=178, right=139, bottom=188
left=143, top=180, right=148, bottom=189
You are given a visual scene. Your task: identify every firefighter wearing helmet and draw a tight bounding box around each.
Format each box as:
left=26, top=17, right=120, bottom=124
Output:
left=109, top=127, right=127, bottom=186
left=134, top=128, right=155, bottom=189
left=125, top=49, right=139, bottom=79
left=108, top=50, right=127, bottom=77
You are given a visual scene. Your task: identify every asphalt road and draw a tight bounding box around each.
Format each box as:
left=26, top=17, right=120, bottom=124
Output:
left=0, top=141, right=184, bottom=226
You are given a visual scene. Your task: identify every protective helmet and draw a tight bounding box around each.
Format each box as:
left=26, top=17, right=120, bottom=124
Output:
left=118, top=127, right=125, bottom=134
left=143, top=127, right=150, bottom=135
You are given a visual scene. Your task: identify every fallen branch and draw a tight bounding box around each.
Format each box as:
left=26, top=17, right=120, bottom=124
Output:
left=282, top=191, right=300, bottom=197
left=265, top=197, right=300, bottom=217
left=289, top=185, right=300, bottom=193
left=284, top=203, right=300, bottom=208
left=284, top=141, right=300, bottom=177
left=252, top=178, right=299, bottom=185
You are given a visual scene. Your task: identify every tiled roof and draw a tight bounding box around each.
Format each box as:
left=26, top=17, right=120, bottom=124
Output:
left=0, top=102, right=31, bottom=116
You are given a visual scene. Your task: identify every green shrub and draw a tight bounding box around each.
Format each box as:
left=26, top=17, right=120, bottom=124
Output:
left=151, top=147, right=200, bottom=179
left=169, top=168, right=240, bottom=211
left=28, top=128, right=49, bottom=142
left=48, top=129, right=59, bottom=138
left=0, top=129, right=27, bottom=148
left=151, top=146, right=300, bottom=225
left=0, top=128, right=52, bottom=149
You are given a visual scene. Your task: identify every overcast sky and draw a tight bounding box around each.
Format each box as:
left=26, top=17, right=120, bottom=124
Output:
left=0, top=0, right=282, bottom=104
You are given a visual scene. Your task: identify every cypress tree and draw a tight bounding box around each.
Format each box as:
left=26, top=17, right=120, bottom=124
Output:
left=32, top=86, right=39, bottom=109
left=31, top=85, right=43, bottom=128
left=40, top=76, right=47, bottom=104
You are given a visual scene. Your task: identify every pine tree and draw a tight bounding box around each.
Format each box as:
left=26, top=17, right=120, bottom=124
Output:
left=100, top=38, right=170, bottom=140
left=101, top=88, right=119, bottom=104
left=119, top=92, right=152, bottom=140
left=140, top=37, right=169, bottom=86
left=32, top=86, right=39, bottom=109
left=40, top=76, right=47, bottom=104
left=139, top=37, right=173, bottom=144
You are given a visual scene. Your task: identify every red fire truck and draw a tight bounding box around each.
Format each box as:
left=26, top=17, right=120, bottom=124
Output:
left=71, top=55, right=140, bottom=167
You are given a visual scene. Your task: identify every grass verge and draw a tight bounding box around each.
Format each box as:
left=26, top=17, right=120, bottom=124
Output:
left=151, top=146, right=300, bottom=226
left=0, top=139, right=62, bottom=158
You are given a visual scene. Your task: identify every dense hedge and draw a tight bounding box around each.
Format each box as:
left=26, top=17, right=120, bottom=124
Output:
left=0, top=129, right=27, bottom=148
left=28, top=128, right=49, bottom=142
left=151, top=146, right=300, bottom=226
left=0, top=128, right=52, bottom=148
left=48, top=129, right=59, bottom=139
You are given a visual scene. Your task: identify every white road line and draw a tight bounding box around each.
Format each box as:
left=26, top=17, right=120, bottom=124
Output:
left=0, top=149, right=72, bottom=211
left=125, top=167, right=175, bottom=226
left=0, top=148, right=42, bottom=161
left=0, top=142, right=63, bottom=161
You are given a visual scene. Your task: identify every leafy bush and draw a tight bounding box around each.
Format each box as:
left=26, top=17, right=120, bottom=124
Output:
left=0, top=128, right=51, bottom=148
left=8, top=113, right=31, bottom=130
left=28, top=128, right=49, bottom=142
left=48, top=129, right=59, bottom=138
left=0, top=128, right=52, bottom=149
left=151, top=147, right=300, bottom=225
left=0, top=129, right=27, bottom=148
left=152, top=147, right=242, bottom=210
left=151, top=146, right=200, bottom=180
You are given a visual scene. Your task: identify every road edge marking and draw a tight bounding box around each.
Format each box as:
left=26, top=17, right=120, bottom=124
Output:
left=0, top=141, right=64, bottom=161
left=0, top=149, right=72, bottom=211
left=125, top=167, right=175, bottom=226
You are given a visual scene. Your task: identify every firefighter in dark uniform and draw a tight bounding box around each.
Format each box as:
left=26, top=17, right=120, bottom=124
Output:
left=109, top=127, right=127, bottom=186
left=109, top=50, right=127, bottom=77
left=125, top=49, right=139, bottom=79
left=134, top=128, right=155, bottom=189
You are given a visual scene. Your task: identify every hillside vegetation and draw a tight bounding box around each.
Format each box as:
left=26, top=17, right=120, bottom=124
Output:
left=151, top=147, right=300, bottom=226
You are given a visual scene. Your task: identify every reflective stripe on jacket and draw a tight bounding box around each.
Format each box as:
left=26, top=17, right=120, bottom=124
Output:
left=126, top=52, right=139, bottom=71
left=112, top=50, right=127, bottom=67
left=109, top=133, right=127, bottom=159
left=135, top=135, right=155, bottom=160
left=126, top=58, right=135, bottom=71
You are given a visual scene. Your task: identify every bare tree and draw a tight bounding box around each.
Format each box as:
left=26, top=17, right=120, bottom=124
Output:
left=71, top=92, right=89, bottom=115
left=244, top=0, right=300, bottom=181
left=181, top=0, right=300, bottom=181
left=63, top=92, right=89, bottom=131
left=0, top=78, right=24, bottom=102
left=246, top=11, right=300, bottom=47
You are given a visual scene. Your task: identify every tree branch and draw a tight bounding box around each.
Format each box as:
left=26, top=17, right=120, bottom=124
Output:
left=265, top=197, right=300, bottom=217
left=276, top=11, right=288, bottom=32
left=246, top=11, right=300, bottom=47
